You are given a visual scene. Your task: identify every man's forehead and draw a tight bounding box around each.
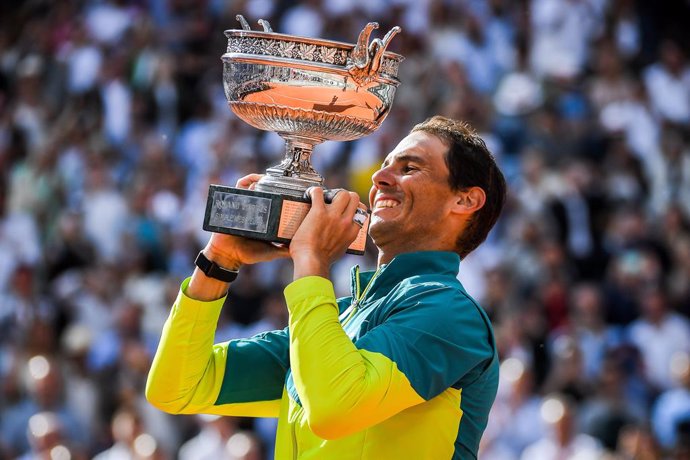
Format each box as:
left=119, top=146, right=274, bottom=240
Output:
left=383, top=131, right=447, bottom=164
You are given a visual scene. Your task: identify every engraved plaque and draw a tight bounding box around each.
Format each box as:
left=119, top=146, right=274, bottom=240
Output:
left=208, top=191, right=271, bottom=233
left=277, top=200, right=311, bottom=239
left=203, top=184, right=369, bottom=255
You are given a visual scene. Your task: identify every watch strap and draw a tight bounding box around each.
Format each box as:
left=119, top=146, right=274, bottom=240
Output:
left=195, top=251, right=239, bottom=283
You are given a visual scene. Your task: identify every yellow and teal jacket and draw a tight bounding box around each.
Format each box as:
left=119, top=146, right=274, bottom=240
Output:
left=146, top=251, right=498, bottom=459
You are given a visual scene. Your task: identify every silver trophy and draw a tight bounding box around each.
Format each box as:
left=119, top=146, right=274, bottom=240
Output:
left=203, top=15, right=403, bottom=254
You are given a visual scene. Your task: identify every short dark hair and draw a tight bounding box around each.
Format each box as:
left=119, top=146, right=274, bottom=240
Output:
left=411, top=116, right=506, bottom=259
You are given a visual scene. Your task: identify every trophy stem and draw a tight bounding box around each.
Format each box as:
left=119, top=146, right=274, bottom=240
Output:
left=255, top=136, right=325, bottom=198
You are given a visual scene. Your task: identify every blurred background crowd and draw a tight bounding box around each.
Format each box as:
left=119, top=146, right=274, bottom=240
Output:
left=1, top=0, right=689, bottom=458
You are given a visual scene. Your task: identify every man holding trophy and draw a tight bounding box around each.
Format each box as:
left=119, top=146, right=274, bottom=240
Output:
left=146, top=17, right=506, bottom=459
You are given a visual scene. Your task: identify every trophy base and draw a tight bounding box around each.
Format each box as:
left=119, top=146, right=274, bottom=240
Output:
left=203, top=185, right=369, bottom=255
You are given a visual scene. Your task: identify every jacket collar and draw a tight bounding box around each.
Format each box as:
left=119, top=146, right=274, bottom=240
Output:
left=349, top=251, right=461, bottom=301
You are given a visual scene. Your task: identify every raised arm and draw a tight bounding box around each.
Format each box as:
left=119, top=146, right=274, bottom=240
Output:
left=146, top=174, right=290, bottom=417
left=285, top=277, right=494, bottom=439
left=145, top=277, right=290, bottom=417
left=285, top=188, right=495, bottom=439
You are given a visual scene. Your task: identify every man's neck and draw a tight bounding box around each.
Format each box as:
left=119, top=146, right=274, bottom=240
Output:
left=377, top=243, right=419, bottom=266
left=377, top=250, right=394, bottom=267
left=376, top=245, right=454, bottom=267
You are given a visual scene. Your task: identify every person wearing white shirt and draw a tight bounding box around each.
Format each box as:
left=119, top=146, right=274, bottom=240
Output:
left=628, top=286, right=690, bottom=391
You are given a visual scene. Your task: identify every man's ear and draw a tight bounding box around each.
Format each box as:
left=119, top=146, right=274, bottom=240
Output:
left=451, top=187, right=486, bottom=215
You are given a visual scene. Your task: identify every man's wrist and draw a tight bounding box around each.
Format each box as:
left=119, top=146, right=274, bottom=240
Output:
left=202, top=247, right=242, bottom=271
left=187, top=270, right=231, bottom=301
left=292, top=254, right=329, bottom=280
left=184, top=248, right=242, bottom=302
left=195, top=251, right=239, bottom=284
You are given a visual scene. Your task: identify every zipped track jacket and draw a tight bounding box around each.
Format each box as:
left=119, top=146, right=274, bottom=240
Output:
left=146, top=251, right=498, bottom=459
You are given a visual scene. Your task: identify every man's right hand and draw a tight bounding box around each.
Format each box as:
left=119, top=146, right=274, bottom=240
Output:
left=203, top=231, right=289, bottom=271
left=204, top=173, right=290, bottom=268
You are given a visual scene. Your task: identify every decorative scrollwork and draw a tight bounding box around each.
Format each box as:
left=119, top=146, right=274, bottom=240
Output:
left=335, top=50, right=348, bottom=66
left=266, top=39, right=280, bottom=56
left=380, top=58, right=401, bottom=77
left=298, top=43, right=316, bottom=61
left=278, top=41, right=296, bottom=58
left=320, top=46, right=337, bottom=64
left=225, top=34, right=401, bottom=79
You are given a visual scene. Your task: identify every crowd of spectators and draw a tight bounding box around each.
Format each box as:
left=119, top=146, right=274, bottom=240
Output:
left=1, top=0, right=689, bottom=458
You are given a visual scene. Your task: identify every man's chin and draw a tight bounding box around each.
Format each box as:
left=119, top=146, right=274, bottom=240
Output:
left=369, top=218, right=396, bottom=242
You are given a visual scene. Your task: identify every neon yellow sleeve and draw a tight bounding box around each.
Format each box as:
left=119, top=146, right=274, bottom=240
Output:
left=145, top=278, right=282, bottom=417
left=284, top=276, right=425, bottom=440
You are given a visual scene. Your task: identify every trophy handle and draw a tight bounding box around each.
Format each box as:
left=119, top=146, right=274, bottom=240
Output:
left=235, top=15, right=251, bottom=31
left=351, top=23, right=379, bottom=70
left=256, top=136, right=325, bottom=197
left=348, top=23, right=402, bottom=82
left=369, top=26, right=401, bottom=73
left=257, top=19, right=273, bottom=33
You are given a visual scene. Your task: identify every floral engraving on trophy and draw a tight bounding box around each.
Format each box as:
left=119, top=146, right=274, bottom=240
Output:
left=380, top=58, right=400, bottom=77
left=265, top=39, right=280, bottom=56
left=297, top=43, right=317, bottom=61
left=278, top=41, right=295, bottom=58
left=320, top=46, right=336, bottom=64
left=225, top=35, right=401, bottom=79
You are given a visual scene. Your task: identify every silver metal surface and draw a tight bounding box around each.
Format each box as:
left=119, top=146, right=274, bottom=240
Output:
left=353, top=208, right=368, bottom=227
left=222, top=16, right=403, bottom=197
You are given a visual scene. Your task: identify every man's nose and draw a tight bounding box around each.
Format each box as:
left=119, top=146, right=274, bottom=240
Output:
left=372, top=165, right=395, bottom=187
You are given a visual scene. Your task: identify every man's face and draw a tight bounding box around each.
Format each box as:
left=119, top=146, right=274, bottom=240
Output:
left=368, top=131, right=459, bottom=250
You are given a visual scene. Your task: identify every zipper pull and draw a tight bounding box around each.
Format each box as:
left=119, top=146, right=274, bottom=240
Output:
left=342, top=300, right=359, bottom=325
left=354, top=265, right=361, bottom=299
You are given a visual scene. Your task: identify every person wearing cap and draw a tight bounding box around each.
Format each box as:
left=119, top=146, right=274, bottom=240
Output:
left=146, top=116, right=506, bottom=459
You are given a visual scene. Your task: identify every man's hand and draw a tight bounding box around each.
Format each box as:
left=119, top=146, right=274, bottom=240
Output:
left=290, top=187, right=365, bottom=280
left=203, top=174, right=290, bottom=267
left=188, top=174, right=290, bottom=300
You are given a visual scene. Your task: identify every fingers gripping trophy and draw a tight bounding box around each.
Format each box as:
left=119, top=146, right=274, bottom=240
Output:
left=203, top=15, right=403, bottom=255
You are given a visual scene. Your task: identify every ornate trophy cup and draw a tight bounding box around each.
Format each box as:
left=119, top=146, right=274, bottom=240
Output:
left=203, top=15, right=403, bottom=255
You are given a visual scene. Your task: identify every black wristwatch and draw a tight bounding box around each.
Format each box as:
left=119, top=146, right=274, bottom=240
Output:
left=194, top=251, right=239, bottom=283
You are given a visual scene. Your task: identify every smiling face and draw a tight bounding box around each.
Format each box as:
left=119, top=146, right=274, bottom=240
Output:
left=368, top=131, right=467, bottom=263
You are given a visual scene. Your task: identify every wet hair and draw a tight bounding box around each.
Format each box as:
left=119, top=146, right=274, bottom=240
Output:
left=411, top=116, right=507, bottom=258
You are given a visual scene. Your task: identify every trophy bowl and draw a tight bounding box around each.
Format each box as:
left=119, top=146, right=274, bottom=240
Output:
left=204, top=16, right=403, bottom=254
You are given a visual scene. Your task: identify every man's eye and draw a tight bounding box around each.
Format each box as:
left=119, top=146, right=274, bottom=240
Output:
left=402, top=165, right=417, bottom=173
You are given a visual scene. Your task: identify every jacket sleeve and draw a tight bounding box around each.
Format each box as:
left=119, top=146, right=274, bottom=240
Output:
left=146, top=278, right=289, bottom=417
left=285, top=276, right=494, bottom=440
